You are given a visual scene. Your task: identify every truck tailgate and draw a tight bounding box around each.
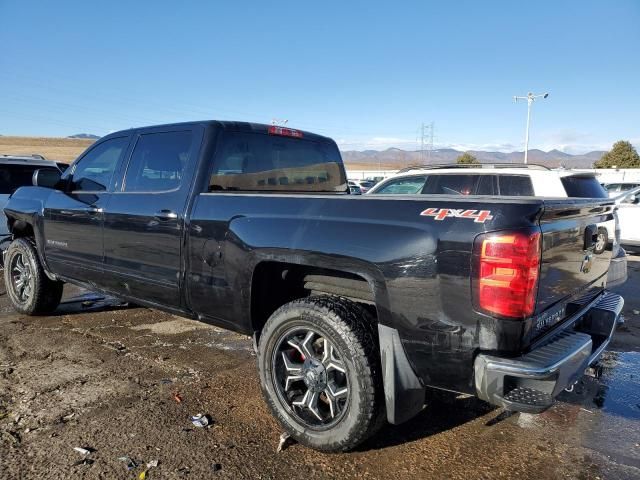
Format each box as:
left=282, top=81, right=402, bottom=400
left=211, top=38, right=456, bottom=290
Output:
left=532, top=198, right=616, bottom=339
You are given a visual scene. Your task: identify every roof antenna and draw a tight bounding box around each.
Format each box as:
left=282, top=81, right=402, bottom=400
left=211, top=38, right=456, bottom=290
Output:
left=271, top=118, right=288, bottom=126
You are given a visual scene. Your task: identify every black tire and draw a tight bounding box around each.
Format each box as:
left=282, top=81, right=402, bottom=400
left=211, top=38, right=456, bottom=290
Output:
left=4, top=238, right=63, bottom=315
left=258, top=295, right=384, bottom=452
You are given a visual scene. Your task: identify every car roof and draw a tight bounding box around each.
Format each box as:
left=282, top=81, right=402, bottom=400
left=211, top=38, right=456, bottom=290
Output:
left=382, top=167, right=595, bottom=179
left=0, top=155, right=60, bottom=168
left=102, top=120, right=335, bottom=144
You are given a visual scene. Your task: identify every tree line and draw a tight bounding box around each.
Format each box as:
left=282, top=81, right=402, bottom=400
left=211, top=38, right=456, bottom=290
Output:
left=453, top=141, right=640, bottom=168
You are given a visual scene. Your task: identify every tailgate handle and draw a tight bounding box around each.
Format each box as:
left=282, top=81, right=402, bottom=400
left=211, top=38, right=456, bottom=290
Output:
left=584, top=224, right=598, bottom=251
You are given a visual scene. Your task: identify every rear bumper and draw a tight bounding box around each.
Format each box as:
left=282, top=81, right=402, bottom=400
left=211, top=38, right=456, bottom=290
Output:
left=474, top=291, right=623, bottom=413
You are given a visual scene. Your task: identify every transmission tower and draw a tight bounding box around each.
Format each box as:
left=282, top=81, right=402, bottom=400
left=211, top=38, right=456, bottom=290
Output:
left=420, top=122, right=435, bottom=163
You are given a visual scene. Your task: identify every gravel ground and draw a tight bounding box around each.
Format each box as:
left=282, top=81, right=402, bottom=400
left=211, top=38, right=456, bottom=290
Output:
left=0, top=256, right=639, bottom=479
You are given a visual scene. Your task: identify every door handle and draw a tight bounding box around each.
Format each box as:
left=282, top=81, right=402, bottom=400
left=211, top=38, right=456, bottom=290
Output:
left=154, top=210, right=178, bottom=221
left=86, top=206, right=104, bottom=214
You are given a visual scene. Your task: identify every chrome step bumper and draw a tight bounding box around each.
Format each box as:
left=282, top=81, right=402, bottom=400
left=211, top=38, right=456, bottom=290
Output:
left=474, top=291, right=623, bottom=413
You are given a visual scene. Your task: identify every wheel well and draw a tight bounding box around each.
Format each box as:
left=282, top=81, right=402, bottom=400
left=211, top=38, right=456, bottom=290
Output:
left=250, top=262, right=377, bottom=336
left=9, top=220, right=34, bottom=239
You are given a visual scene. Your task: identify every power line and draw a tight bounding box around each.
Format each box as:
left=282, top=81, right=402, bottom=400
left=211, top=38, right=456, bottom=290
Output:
left=419, top=122, right=435, bottom=164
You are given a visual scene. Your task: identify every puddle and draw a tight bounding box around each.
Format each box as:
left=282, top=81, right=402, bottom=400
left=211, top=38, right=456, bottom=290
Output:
left=558, top=350, right=640, bottom=419
left=594, top=351, right=640, bottom=419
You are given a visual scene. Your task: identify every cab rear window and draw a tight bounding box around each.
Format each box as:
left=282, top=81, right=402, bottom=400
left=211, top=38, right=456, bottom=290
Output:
left=209, top=132, right=347, bottom=193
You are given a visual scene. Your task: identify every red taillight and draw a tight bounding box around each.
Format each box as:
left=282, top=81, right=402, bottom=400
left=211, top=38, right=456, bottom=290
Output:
left=268, top=126, right=303, bottom=138
left=474, top=230, right=541, bottom=319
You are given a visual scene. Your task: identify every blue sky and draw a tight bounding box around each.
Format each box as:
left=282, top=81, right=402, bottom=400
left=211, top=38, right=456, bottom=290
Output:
left=1, top=0, right=638, bottom=153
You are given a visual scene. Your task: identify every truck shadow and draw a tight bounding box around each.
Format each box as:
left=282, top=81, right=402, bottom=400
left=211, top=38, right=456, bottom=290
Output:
left=55, top=292, right=134, bottom=315
left=357, top=391, right=498, bottom=451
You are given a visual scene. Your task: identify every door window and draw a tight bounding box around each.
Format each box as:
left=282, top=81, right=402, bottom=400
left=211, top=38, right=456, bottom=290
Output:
left=71, top=137, right=129, bottom=192
left=123, top=131, right=192, bottom=192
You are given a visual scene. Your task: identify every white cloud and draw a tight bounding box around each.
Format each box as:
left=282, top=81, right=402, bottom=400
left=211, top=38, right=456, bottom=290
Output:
left=337, top=137, right=419, bottom=150
left=438, top=142, right=519, bottom=153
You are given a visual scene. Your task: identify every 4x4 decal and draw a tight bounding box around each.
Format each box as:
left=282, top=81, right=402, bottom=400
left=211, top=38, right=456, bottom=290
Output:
left=420, top=208, right=493, bottom=223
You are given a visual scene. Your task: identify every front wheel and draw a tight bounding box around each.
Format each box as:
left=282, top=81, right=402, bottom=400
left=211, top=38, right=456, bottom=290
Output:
left=4, top=238, right=63, bottom=315
left=258, top=296, right=384, bottom=452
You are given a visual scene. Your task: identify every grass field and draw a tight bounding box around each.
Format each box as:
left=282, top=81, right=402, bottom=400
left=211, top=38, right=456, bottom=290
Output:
left=0, top=135, right=389, bottom=170
left=0, top=136, right=94, bottom=163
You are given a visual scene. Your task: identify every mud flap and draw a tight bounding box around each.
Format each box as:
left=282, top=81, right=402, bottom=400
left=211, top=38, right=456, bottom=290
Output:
left=378, top=324, right=426, bottom=424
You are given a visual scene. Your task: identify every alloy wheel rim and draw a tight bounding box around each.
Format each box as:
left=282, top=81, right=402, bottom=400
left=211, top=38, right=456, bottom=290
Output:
left=272, top=327, right=350, bottom=428
left=10, top=253, right=34, bottom=303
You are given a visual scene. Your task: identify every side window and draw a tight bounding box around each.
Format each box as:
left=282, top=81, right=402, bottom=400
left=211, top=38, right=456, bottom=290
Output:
left=375, top=176, right=427, bottom=194
left=560, top=176, right=607, bottom=198
left=475, top=175, right=497, bottom=195
left=123, top=131, right=192, bottom=193
left=498, top=175, right=534, bottom=196
left=423, top=174, right=478, bottom=195
left=620, top=183, right=640, bottom=192
left=71, top=137, right=128, bottom=192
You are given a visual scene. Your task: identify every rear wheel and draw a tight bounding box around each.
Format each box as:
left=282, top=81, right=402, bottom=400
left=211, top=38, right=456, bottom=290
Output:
left=258, top=296, right=384, bottom=452
left=4, top=238, right=63, bottom=315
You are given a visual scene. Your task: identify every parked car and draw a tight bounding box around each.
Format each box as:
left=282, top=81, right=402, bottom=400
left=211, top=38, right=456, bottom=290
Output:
left=616, top=185, right=640, bottom=251
left=368, top=164, right=615, bottom=253
left=367, top=164, right=607, bottom=198
left=603, top=182, right=640, bottom=198
left=349, top=179, right=376, bottom=193
left=348, top=181, right=362, bottom=194
left=0, top=155, right=62, bottom=255
left=3, top=121, right=623, bottom=452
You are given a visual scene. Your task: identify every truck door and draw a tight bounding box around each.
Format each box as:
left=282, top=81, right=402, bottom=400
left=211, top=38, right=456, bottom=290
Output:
left=43, top=135, right=131, bottom=284
left=101, top=126, right=202, bottom=307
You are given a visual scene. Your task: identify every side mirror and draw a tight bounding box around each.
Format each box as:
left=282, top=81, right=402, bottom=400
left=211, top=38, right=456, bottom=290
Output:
left=32, top=169, right=62, bottom=189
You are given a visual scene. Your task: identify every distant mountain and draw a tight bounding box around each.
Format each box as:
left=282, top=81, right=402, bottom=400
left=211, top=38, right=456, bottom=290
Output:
left=341, top=147, right=606, bottom=169
left=68, top=133, right=100, bottom=139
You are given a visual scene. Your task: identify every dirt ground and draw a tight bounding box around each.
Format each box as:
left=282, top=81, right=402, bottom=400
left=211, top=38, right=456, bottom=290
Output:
left=1, top=258, right=639, bottom=479
left=0, top=136, right=93, bottom=163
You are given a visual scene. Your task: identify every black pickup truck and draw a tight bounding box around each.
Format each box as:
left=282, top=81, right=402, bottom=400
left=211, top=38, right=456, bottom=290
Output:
left=3, top=121, right=624, bottom=451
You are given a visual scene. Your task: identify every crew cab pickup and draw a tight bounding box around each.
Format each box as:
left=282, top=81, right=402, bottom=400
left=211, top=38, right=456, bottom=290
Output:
left=3, top=121, right=623, bottom=451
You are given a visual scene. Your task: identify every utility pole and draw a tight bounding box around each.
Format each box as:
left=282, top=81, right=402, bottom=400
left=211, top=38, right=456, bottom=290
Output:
left=513, top=92, right=549, bottom=164
left=420, top=122, right=435, bottom=164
